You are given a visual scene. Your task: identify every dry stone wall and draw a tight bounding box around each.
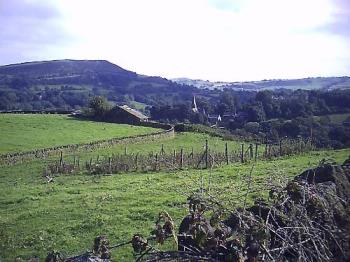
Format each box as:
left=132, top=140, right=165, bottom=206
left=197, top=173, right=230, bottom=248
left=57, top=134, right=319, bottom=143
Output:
left=0, top=123, right=174, bottom=166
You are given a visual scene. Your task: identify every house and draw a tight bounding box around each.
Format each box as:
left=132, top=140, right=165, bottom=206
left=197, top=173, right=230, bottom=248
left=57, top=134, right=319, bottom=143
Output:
left=208, top=114, right=222, bottom=127
left=107, top=105, right=149, bottom=125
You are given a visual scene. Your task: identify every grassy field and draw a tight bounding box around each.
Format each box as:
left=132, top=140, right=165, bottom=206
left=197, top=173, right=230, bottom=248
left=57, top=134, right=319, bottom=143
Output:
left=0, top=135, right=349, bottom=261
left=58, top=131, right=247, bottom=164
left=314, top=112, right=350, bottom=124
left=0, top=114, right=160, bottom=154
left=1, top=114, right=349, bottom=261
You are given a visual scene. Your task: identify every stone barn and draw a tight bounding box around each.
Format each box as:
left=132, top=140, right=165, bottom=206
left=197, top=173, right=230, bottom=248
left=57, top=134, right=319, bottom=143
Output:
left=107, top=105, right=149, bottom=125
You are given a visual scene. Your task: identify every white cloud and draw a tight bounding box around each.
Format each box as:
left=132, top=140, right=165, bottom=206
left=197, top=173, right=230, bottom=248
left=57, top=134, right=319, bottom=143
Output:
left=0, top=0, right=349, bottom=81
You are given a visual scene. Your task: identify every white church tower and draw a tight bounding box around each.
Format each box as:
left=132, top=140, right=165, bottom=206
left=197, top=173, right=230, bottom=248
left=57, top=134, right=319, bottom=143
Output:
left=192, top=96, right=198, bottom=113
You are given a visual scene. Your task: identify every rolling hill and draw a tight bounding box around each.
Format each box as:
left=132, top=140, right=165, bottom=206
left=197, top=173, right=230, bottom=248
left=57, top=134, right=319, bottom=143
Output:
left=0, top=59, right=198, bottom=111
left=1, top=59, right=349, bottom=113
left=172, top=76, right=350, bottom=91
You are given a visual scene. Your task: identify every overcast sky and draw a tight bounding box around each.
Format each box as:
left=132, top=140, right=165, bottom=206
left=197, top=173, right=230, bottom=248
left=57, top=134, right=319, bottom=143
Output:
left=0, top=0, right=349, bottom=81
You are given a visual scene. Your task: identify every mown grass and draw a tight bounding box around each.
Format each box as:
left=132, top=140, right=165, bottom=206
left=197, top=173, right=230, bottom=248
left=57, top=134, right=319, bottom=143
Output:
left=1, top=133, right=349, bottom=261
left=0, top=114, right=160, bottom=154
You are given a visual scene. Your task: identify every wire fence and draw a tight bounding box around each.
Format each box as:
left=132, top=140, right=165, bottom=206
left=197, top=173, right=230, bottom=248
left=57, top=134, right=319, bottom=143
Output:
left=45, top=138, right=314, bottom=176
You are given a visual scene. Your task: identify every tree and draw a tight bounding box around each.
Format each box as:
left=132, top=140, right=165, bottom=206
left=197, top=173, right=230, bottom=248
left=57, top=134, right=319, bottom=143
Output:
left=88, top=96, right=111, bottom=118
left=245, top=103, right=266, bottom=122
left=217, top=91, right=236, bottom=115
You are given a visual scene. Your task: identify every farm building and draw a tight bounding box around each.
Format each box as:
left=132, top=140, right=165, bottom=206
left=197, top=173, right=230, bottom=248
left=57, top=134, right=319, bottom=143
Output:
left=107, top=105, right=149, bottom=125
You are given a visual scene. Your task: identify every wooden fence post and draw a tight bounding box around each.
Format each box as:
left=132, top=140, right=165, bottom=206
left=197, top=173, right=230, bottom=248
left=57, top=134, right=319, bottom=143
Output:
left=241, top=144, right=244, bottom=163
left=249, top=144, right=253, bottom=159
left=161, top=144, right=165, bottom=155
left=108, top=157, right=112, bottom=173
left=124, top=147, right=127, bottom=155
left=155, top=153, right=158, bottom=171
left=59, top=151, right=63, bottom=167
left=135, top=154, right=138, bottom=171
left=225, top=142, right=229, bottom=165
left=255, top=144, right=258, bottom=161
left=205, top=140, right=209, bottom=169
left=180, top=148, right=184, bottom=169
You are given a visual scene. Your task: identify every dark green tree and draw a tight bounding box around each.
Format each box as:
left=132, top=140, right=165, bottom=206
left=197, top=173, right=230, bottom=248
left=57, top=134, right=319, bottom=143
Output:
left=88, top=96, right=111, bottom=118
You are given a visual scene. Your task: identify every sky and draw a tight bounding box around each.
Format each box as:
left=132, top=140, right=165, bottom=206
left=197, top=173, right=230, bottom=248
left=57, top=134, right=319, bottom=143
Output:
left=0, top=0, right=349, bottom=81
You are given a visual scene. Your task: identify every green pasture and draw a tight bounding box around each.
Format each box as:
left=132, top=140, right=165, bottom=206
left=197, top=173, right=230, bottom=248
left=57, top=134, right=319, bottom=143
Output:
left=0, top=114, right=160, bottom=154
left=314, top=112, right=350, bottom=124
left=58, top=131, right=247, bottom=165
left=0, top=114, right=349, bottom=261
left=0, top=143, right=349, bottom=260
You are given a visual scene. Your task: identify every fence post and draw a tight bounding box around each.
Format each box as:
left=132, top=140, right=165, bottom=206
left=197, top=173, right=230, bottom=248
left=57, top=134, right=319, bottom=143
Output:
left=241, top=144, right=244, bottom=163
left=155, top=153, right=158, bottom=171
left=161, top=144, right=165, bottom=155
left=135, top=154, right=138, bottom=171
left=255, top=144, right=258, bottom=161
left=249, top=144, right=253, bottom=159
left=124, top=147, right=127, bottom=155
left=180, top=148, right=184, bottom=169
left=59, top=151, right=63, bottom=167
left=173, top=149, right=176, bottom=165
left=205, top=139, right=209, bottom=169
left=225, top=143, right=229, bottom=165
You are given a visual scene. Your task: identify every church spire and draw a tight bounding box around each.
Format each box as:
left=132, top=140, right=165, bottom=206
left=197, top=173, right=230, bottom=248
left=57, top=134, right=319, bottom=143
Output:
left=192, top=95, right=198, bottom=113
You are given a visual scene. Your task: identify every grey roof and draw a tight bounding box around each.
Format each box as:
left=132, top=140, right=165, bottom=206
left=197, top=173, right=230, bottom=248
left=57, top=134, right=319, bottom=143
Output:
left=119, top=105, right=149, bottom=120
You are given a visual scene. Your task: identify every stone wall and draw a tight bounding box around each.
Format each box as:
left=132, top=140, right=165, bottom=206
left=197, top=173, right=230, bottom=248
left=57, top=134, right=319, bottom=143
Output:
left=0, top=123, right=174, bottom=166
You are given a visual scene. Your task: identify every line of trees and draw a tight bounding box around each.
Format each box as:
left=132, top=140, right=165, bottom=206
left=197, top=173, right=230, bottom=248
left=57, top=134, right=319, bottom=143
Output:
left=150, top=89, right=350, bottom=148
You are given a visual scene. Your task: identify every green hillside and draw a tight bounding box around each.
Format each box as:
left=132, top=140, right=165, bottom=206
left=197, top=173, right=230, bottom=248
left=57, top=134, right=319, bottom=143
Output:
left=0, top=114, right=160, bottom=154
left=0, top=60, right=198, bottom=111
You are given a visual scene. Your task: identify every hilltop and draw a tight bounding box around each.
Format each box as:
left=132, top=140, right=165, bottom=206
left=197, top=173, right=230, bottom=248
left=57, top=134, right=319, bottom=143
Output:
left=0, top=59, right=199, bottom=111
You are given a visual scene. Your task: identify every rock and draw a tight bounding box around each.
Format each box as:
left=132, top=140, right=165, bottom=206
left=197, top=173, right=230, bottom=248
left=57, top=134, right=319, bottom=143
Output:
left=295, top=164, right=350, bottom=202
left=66, top=253, right=110, bottom=262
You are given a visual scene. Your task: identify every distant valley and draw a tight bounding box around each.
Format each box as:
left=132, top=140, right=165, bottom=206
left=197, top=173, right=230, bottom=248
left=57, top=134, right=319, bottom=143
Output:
left=172, top=76, right=350, bottom=91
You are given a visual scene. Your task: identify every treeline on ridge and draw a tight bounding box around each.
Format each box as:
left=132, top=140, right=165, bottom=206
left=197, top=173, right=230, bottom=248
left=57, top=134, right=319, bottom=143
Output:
left=150, top=89, right=350, bottom=149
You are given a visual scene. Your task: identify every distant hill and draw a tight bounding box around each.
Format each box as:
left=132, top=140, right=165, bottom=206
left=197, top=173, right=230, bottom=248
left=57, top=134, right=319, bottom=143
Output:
left=0, top=59, right=199, bottom=111
left=2, top=59, right=349, bottom=112
left=172, top=76, right=350, bottom=91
